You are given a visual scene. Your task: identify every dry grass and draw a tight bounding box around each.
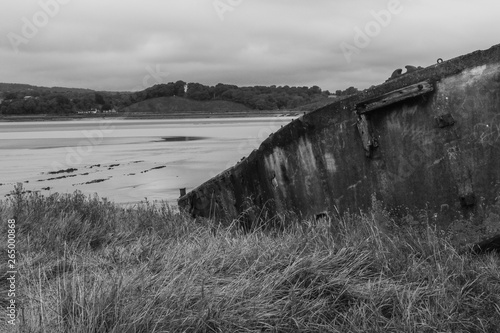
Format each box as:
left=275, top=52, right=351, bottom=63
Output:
left=1, top=185, right=499, bottom=332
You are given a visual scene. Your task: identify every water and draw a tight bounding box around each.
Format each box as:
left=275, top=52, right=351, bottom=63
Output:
left=0, top=117, right=295, bottom=206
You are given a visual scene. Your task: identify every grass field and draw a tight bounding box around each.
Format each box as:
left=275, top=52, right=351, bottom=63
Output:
left=1, top=185, right=499, bottom=332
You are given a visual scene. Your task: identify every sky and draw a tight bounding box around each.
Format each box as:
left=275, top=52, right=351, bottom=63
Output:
left=1, top=0, right=500, bottom=93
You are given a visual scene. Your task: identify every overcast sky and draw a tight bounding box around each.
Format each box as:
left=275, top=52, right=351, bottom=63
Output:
left=1, top=0, right=499, bottom=92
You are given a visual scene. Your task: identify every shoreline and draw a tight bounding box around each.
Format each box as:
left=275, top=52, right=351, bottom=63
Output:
left=0, top=110, right=303, bottom=122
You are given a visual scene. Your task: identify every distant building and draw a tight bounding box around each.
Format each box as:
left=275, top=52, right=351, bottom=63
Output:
left=77, top=108, right=117, bottom=114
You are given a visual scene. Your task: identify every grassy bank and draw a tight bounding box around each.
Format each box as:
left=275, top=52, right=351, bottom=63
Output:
left=1, top=186, right=499, bottom=332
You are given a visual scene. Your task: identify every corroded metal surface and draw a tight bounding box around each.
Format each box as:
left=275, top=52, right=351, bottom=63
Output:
left=179, top=43, right=500, bottom=235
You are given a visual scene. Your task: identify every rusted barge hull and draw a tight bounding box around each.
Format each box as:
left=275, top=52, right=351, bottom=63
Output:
left=179, top=43, right=500, bottom=232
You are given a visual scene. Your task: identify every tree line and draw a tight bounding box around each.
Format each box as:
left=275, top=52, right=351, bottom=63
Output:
left=0, top=81, right=359, bottom=115
left=139, top=81, right=332, bottom=110
left=0, top=88, right=133, bottom=115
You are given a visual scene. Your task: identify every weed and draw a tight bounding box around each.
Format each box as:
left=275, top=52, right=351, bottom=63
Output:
left=0, top=188, right=499, bottom=332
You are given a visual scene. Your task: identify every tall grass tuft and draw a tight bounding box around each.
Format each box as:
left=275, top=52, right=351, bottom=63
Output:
left=0, top=187, right=499, bottom=332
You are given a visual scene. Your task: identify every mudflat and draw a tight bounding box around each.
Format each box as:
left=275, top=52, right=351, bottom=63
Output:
left=1, top=117, right=296, bottom=206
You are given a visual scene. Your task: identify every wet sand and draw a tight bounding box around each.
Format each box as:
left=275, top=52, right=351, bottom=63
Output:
left=0, top=117, right=295, bottom=206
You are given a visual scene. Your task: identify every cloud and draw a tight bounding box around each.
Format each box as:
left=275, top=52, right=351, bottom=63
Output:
left=1, top=0, right=499, bottom=92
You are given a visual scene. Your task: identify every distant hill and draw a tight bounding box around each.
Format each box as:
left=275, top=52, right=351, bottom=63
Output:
left=0, top=83, right=43, bottom=92
left=121, top=96, right=252, bottom=114
left=0, top=80, right=356, bottom=116
left=0, top=82, right=93, bottom=94
left=292, top=97, right=337, bottom=111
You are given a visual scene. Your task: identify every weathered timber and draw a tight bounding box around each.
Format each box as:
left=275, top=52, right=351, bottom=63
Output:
left=356, top=114, right=377, bottom=157
left=178, top=43, right=500, bottom=241
left=356, top=81, right=434, bottom=113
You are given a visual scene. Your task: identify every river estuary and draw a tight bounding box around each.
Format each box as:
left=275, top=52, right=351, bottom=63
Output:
left=0, top=117, right=295, bottom=206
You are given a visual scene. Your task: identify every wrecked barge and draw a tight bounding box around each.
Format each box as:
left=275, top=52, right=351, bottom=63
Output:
left=179, top=43, right=500, bottom=236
